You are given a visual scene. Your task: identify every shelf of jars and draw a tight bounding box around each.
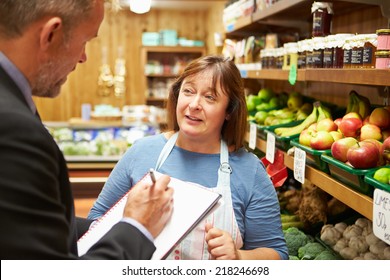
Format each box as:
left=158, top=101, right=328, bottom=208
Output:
left=246, top=134, right=373, bottom=220
left=241, top=68, right=390, bottom=86
left=225, top=0, right=388, bottom=36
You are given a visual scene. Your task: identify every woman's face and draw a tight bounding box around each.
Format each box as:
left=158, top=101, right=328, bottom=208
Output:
left=176, top=69, right=230, bottom=143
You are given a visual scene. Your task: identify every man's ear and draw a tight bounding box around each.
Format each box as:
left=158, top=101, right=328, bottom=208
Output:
left=39, top=17, right=63, bottom=51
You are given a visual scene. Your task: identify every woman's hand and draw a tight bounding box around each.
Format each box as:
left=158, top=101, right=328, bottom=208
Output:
left=205, top=223, right=241, bottom=260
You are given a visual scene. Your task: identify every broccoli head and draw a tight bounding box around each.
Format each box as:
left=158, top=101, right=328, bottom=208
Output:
left=314, top=250, right=341, bottom=260
left=298, top=242, right=326, bottom=260
left=283, top=227, right=310, bottom=257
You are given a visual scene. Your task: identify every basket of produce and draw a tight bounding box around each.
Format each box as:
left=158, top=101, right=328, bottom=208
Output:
left=283, top=227, right=341, bottom=260
left=321, top=153, right=379, bottom=196
left=364, top=167, right=390, bottom=193
left=319, top=217, right=390, bottom=260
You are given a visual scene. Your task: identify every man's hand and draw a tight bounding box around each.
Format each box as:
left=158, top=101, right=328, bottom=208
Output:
left=205, top=223, right=241, bottom=260
left=123, top=174, right=173, bottom=238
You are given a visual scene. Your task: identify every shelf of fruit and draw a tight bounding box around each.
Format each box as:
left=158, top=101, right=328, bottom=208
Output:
left=246, top=89, right=390, bottom=221
left=247, top=134, right=373, bottom=220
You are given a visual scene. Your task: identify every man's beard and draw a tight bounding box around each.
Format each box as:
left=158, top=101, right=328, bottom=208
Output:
left=32, top=59, right=64, bottom=98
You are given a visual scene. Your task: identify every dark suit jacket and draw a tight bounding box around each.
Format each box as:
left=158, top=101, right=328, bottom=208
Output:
left=0, top=65, right=155, bottom=259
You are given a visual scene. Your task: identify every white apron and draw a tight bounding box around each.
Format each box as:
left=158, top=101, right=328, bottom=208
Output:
left=155, top=132, right=243, bottom=260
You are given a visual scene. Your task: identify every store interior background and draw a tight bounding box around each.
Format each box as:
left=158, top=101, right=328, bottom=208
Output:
left=33, top=0, right=389, bottom=220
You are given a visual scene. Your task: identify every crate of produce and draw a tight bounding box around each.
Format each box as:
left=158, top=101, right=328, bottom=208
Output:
left=290, top=139, right=330, bottom=174
left=364, top=169, right=390, bottom=193
left=321, top=154, right=380, bottom=196
left=264, top=128, right=299, bottom=151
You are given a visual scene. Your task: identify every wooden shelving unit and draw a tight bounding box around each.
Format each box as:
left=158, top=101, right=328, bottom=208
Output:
left=235, top=0, right=390, bottom=222
left=242, top=69, right=390, bottom=86
left=141, top=46, right=206, bottom=108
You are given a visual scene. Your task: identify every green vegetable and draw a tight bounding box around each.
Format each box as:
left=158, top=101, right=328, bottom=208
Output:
left=289, top=255, right=299, bottom=260
left=282, top=221, right=304, bottom=230
left=280, top=214, right=300, bottom=223
left=298, top=242, right=326, bottom=260
left=314, top=250, right=341, bottom=260
left=283, top=227, right=310, bottom=257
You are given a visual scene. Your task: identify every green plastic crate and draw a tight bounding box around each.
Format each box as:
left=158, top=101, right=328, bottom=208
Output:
left=364, top=169, right=390, bottom=193
left=321, top=154, right=380, bottom=196
left=257, top=119, right=303, bottom=140
left=264, top=128, right=299, bottom=151
left=290, top=139, right=330, bottom=174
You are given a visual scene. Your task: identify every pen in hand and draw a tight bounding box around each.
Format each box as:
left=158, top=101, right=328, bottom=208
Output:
left=149, top=168, right=157, bottom=184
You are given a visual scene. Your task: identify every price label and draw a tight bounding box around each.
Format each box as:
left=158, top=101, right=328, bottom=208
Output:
left=249, top=123, right=257, bottom=150
left=294, top=147, right=306, bottom=184
left=373, top=189, right=390, bottom=245
left=266, top=132, right=275, bottom=163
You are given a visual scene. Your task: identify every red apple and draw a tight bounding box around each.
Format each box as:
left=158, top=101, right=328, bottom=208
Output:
left=299, top=129, right=313, bottom=147
left=343, top=112, right=362, bottom=120
left=369, top=107, right=390, bottom=129
left=381, top=136, right=390, bottom=163
left=316, top=118, right=338, bottom=132
left=330, top=131, right=343, bottom=141
left=334, top=118, right=342, bottom=127
left=310, top=131, right=335, bottom=150
left=359, top=123, right=382, bottom=141
left=331, top=137, right=358, bottom=162
left=338, top=117, right=363, bottom=137
left=362, top=139, right=385, bottom=166
left=347, top=141, right=380, bottom=169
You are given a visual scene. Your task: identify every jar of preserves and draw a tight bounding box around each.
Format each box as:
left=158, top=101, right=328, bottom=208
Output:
left=362, top=33, right=377, bottom=68
left=282, top=42, right=298, bottom=70
left=375, top=50, right=390, bottom=69
left=297, top=39, right=308, bottom=69
left=350, top=34, right=365, bottom=68
left=305, top=39, right=314, bottom=69
left=323, top=35, right=335, bottom=68
left=343, top=37, right=353, bottom=68
left=333, top=34, right=354, bottom=68
left=275, top=47, right=285, bottom=69
left=376, top=29, right=390, bottom=50
left=312, top=37, right=325, bottom=68
left=311, top=2, right=333, bottom=37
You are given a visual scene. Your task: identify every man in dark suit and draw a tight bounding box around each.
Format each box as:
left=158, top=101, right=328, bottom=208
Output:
left=0, top=0, right=174, bottom=259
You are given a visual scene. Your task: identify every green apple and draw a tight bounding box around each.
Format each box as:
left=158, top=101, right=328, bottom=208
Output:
left=373, top=167, right=390, bottom=184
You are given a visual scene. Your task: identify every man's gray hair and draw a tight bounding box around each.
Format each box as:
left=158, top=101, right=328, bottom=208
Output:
left=0, top=0, right=99, bottom=38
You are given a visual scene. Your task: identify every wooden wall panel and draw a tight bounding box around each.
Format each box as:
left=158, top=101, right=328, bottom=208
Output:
left=34, top=6, right=216, bottom=121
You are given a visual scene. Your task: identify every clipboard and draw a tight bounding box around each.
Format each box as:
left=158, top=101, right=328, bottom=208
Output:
left=77, top=171, right=222, bottom=259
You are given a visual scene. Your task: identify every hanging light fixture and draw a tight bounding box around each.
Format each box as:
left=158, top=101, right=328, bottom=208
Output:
left=129, top=0, right=152, bottom=14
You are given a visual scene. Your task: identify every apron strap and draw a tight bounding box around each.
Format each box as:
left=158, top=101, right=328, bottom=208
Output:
left=217, top=139, right=231, bottom=189
left=155, top=132, right=179, bottom=171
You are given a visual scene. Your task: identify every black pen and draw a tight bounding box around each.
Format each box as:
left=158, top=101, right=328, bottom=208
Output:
left=149, top=168, right=156, bottom=184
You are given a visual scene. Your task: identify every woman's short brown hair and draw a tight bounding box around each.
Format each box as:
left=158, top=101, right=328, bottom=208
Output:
left=166, top=55, right=247, bottom=151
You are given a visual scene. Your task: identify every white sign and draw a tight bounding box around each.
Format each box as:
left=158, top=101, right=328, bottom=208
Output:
left=249, top=123, right=257, bottom=150
left=266, top=132, right=275, bottom=163
left=373, top=188, right=390, bottom=245
left=294, top=147, right=306, bottom=184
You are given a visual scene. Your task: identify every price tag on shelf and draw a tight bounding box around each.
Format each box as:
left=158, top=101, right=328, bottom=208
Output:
left=266, top=132, right=275, bottom=164
left=249, top=123, right=257, bottom=150
left=373, top=188, right=390, bottom=245
left=293, top=147, right=306, bottom=184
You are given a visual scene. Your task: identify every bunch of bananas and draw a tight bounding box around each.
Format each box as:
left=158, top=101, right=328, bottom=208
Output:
left=346, top=90, right=371, bottom=119
left=274, top=102, right=332, bottom=137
